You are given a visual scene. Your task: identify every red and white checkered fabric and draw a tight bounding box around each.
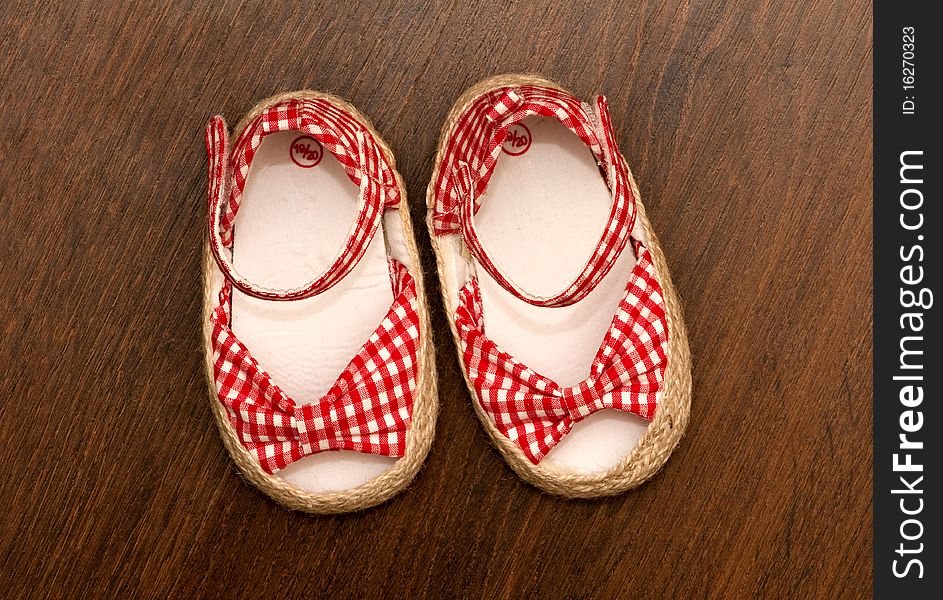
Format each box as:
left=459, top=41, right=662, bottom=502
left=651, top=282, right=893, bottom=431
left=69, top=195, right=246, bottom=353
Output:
left=205, top=96, right=421, bottom=472
left=431, top=84, right=668, bottom=462
left=222, top=98, right=401, bottom=244
left=210, top=259, right=419, bottom=474
left=430, top=85, right=637, bottom=308
left=206, top=99, right=399, bottom=301
left=454, top=241, right=668, bottom=464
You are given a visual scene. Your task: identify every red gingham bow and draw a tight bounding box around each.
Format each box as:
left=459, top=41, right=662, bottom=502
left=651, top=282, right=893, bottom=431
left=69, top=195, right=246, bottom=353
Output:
left=211, top=260, right=420, bottom=474
left=455, top=241, right=668, bottom=464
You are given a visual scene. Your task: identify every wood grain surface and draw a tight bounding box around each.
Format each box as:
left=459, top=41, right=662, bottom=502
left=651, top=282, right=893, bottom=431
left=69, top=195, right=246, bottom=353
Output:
left=0, top=1, right=872, bottom=598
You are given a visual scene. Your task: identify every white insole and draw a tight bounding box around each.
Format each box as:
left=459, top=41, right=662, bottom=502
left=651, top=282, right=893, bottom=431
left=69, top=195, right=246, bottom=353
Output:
left=228, top=131, right=398, bottom=492
left=474, top=116, right=650, bottom=473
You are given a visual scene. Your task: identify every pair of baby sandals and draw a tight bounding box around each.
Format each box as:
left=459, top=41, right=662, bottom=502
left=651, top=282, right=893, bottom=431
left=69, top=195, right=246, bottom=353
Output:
left=203, top=74, right=692, bottom=514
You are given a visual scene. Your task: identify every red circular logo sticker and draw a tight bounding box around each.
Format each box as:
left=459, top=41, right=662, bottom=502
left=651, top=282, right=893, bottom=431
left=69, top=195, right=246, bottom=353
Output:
left=290, top=135, right=323, bottom=168
left=501, top=123, right=532, bottom=156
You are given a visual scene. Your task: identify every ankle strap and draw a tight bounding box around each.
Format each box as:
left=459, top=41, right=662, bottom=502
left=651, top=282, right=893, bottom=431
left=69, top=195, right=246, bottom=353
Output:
left=205, top=115, right=389, bottom=301
left=455, top=90, right=637, bottom=308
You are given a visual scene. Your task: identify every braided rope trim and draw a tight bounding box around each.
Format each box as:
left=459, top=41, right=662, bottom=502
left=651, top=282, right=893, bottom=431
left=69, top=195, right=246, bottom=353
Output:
left=202, top=90, right=438, bottom=513
left=426, top=74, right=691, bottom=498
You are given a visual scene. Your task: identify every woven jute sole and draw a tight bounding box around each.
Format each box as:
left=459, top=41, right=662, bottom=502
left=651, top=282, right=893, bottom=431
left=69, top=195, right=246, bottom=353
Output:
left=425, top=74, right=691, bottom=498
left=202, top=91, right=438, bottom=514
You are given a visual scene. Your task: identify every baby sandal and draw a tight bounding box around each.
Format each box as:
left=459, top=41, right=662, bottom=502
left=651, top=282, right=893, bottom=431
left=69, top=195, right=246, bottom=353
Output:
left=427, top=74, right=691, bottom=497
left=203, top=92, right=436, bottom=513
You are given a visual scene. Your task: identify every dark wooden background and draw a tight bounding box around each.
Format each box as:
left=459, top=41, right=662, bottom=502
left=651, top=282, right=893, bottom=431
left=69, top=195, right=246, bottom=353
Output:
left=0, top=1, right=872, bottom=597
